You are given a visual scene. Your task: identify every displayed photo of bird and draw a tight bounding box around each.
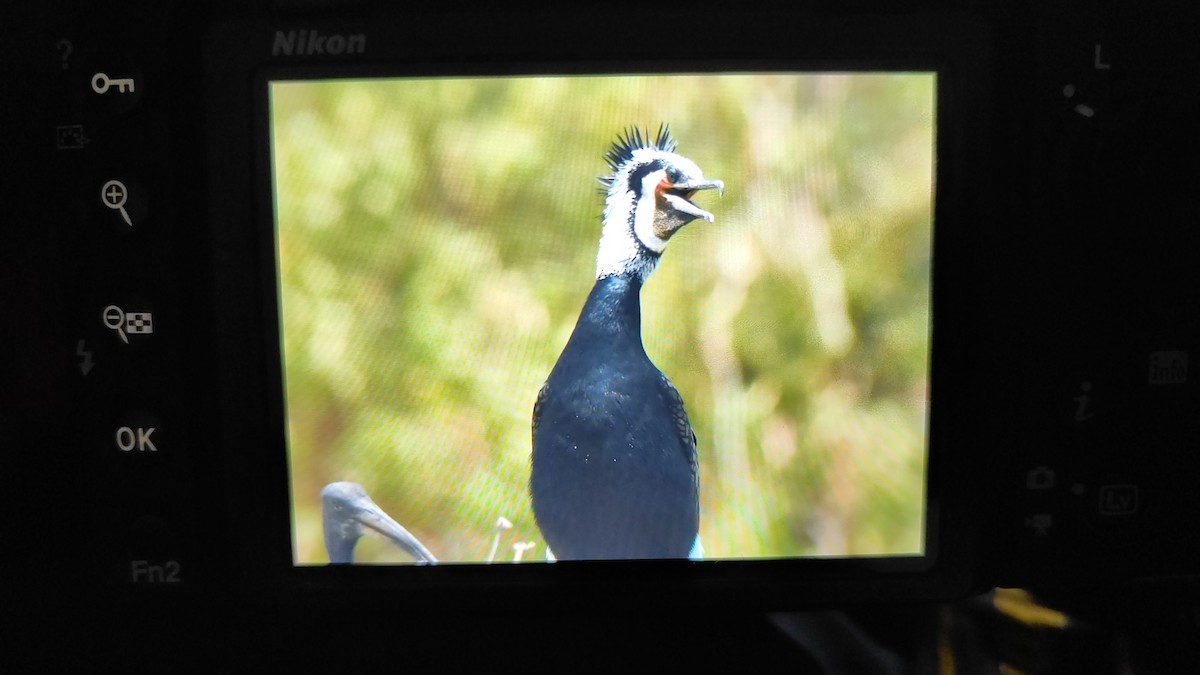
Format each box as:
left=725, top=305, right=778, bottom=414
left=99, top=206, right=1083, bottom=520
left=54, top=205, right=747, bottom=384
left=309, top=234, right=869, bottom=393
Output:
left=275, top=73, right=934, bottom=565
left=530, top=125, right=723, bottom=560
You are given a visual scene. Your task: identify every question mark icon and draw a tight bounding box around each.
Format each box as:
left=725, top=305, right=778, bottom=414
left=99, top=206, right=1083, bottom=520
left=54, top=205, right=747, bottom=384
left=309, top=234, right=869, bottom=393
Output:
left=56, top=39, right=73, bottom=70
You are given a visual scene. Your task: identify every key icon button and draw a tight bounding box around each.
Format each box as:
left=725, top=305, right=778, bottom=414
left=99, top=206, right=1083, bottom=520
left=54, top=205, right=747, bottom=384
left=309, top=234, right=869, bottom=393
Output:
left=91, top=72, right=137, bottom=95
left=86, top=65, right=143, bottom=113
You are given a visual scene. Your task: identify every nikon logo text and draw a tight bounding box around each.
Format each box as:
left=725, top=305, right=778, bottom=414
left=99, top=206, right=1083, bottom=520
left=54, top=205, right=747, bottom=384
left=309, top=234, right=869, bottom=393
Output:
left=272, top=30, right=366, bottom=57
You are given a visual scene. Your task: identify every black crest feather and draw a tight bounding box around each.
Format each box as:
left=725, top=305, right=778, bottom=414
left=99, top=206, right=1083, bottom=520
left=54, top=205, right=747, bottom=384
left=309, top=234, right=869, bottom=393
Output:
left=599, top=124, right=676, bottom=191
left=604, top=123, right=676, bottom=172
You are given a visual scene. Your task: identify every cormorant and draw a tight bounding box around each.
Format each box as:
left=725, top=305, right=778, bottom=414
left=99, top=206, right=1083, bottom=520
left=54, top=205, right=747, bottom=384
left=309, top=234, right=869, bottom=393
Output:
left=530, top=125, right=723, bottom=560
left=321, top=481, right=437, bottom=564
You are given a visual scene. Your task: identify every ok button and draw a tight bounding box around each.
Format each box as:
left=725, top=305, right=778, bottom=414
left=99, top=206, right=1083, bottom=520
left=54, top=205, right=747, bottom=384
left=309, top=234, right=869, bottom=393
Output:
left=115, top=426, right=158, bottom=452
left=113, top=411, right=162, bottom=454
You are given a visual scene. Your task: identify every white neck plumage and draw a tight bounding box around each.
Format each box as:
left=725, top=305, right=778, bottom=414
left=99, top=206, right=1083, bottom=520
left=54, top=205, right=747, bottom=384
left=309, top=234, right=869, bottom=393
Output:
left=595, top=191, right=664, bottom=282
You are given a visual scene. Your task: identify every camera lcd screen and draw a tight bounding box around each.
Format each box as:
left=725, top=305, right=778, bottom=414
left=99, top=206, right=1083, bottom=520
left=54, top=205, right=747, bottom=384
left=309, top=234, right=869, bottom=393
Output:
left=269, top=72, right=935, bottom=565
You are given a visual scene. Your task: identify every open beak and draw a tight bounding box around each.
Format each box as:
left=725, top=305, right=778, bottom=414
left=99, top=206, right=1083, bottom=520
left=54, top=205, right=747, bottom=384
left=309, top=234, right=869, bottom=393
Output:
left=664, top=178, right=724, bottom=223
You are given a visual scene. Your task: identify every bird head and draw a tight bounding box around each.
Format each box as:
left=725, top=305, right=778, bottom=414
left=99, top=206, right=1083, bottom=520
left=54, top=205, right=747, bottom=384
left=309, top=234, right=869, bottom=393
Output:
left=321, top=481, right=437, bottom=564
left=596, top=125, right=724, bottom=280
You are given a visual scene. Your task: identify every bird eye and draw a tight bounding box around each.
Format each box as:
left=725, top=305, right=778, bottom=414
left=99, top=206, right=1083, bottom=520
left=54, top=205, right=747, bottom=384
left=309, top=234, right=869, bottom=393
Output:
left=666, top=167, right=685, bottom=185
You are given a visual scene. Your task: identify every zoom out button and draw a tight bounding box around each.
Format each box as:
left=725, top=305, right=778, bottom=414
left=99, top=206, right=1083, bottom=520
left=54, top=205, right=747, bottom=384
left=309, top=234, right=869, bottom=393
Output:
left=100, top=301, right=155, bottom=347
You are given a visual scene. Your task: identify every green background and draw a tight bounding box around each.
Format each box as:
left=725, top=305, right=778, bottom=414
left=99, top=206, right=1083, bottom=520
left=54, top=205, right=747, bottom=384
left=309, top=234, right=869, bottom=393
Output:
left=271, top=72, right=935, bottom=564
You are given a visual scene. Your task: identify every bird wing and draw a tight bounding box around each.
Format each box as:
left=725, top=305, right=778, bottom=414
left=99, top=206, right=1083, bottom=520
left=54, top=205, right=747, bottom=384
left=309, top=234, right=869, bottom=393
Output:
left=531, top=379, right=549, bottom=443
left=658, top=372, right=699, bottom=495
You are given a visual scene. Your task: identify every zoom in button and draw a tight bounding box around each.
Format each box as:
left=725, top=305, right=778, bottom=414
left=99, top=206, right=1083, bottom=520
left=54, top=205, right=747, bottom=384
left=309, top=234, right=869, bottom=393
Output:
left=96, top=176, right=148, bottom=234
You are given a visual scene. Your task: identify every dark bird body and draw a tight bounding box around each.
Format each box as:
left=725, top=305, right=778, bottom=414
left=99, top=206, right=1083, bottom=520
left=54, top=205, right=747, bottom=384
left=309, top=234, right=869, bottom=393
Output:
left=532, top=274, right=699, bottom=559
left=530, top=126, right=722, bottom=560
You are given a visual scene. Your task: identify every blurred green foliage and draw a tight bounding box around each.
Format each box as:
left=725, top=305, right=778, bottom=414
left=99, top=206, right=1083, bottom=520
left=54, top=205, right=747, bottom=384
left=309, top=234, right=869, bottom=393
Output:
left=271, top=72, right=934, bottom=563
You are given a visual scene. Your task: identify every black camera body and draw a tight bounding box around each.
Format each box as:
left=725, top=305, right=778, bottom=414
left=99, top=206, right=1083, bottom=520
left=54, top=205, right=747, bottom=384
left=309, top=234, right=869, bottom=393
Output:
left=6, top=1, right=1200, bottom=634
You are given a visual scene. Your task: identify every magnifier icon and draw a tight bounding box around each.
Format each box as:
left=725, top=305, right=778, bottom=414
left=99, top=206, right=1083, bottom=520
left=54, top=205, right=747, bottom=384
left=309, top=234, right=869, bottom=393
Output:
left=100, top=179, right=133, bottom=226
left=103, top=304, right=128, bottom=344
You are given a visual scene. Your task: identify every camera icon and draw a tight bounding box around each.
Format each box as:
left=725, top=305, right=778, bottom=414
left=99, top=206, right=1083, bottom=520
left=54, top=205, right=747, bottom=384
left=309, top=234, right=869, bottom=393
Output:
left=1025, top=466, right=1056, bottom=490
